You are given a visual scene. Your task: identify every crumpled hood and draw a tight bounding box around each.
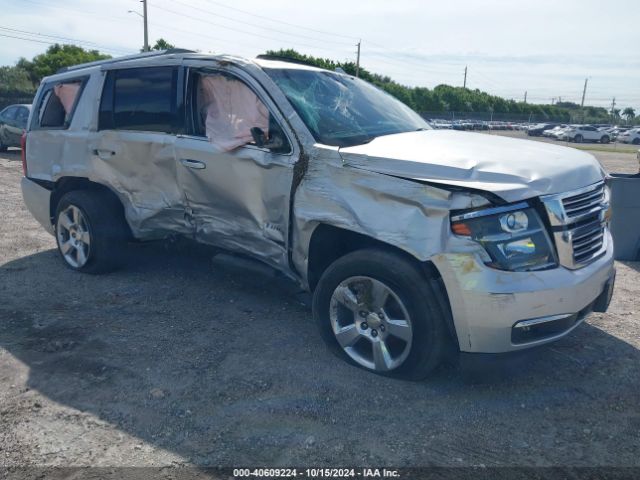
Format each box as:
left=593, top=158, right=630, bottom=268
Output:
left=338, top=130, right=605, bottom=203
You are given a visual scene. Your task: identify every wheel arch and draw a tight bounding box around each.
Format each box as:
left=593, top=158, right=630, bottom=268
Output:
left=50, top=177, right=132, bottom=238
left=306, top=223, right=458, bottom=348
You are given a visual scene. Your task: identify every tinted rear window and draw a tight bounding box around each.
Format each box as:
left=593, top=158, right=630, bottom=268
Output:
left=99, top=66, right=179, bottom=133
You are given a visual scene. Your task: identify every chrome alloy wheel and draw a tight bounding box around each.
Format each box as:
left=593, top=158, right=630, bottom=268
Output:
left=329, top=276, right=413, bottom=372
left=56, top=205, right=91, bottom=268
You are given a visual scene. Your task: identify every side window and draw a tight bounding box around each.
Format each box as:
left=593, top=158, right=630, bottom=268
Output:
left=37, top=80, right=84, bottom=129
left=1, top=106, right=18, bottom=121
left=99, top=66, right=179, bottom=133
left=189, top=71, right=291, bottom=154
left=16, top=107, right=30, bottom=127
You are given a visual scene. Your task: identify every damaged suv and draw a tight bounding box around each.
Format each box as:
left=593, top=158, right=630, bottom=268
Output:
left=21, top=50, right=615, bottom=378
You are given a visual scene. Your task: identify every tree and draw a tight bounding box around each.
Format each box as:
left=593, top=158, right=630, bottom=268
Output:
left=151, top=38, right=175, bottom=51
left=17, top=44, right=110, bottom=85
left=0, top=65, right=35, bottom=93
left=622, top=107, right=635, bottom=124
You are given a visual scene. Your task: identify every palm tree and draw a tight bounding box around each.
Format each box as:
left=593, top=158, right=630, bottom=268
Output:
left=622, top=107, right=636, bottom=125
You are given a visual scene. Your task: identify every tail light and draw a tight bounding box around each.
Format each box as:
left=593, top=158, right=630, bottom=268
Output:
left=20, top=131, right=27, bottom=177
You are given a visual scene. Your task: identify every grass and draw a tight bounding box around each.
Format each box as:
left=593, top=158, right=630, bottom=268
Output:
left=569, top=144, right=638, bottom=154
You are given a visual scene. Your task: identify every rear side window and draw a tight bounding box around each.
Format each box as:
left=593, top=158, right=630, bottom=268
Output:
left=99, top=66, right=179, bottom=133
left=37, top=79, right=85, bottom=129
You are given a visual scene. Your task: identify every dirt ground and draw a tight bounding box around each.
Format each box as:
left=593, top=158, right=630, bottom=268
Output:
left=0, top=143, right=639, bottom=470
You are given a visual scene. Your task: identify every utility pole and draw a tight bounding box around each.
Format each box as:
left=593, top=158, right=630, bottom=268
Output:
left=524, top=91, right=527, bottom=104
left=580, top=77, right=588, bottom=124
left=355, top=40, right=361, bottom=78
left=463, top=66, right=467, bottom=88
left=142, top=0, right=149, bottom=52
left=610, top=97, right=616, bottom=122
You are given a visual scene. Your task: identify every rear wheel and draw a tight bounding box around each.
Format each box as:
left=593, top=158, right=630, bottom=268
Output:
left=312, top=249, right=450, bottom=379
left=55, top=190, right=129, bottom=274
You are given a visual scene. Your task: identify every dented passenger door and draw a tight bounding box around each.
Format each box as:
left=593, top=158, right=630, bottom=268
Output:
left=91, top=66, right=192, bottom=238
left=174, top=65, right=297, bottom=271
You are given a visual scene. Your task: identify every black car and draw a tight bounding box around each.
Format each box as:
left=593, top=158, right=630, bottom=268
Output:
left=0, top=104, right=31, bottom=151
left=527, top=122, right=557, bottom=136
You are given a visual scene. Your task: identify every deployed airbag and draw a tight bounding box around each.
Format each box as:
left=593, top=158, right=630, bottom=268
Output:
left=199, top=75, right=269, bottom=151
left=53, top=82, right=81, bottom=116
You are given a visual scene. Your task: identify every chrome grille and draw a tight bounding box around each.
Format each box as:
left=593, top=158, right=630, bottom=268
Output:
left=561, top=183, right=605, bottom=220
left=541, top=181, right=609, bottom=269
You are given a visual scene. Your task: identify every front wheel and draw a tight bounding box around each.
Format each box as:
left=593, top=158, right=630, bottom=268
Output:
left=574, top=134, right=583, bottom=143
left=600, top=136, right=610, bottom=144
left=633, top=138, right=640, bottom=145
left=312, top=249, right=450, bottom=379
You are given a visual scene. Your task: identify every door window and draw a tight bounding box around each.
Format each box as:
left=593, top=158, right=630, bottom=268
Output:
left=189, top=71, right=290, bottom=154
left=99, top=66, right=179, bottom=133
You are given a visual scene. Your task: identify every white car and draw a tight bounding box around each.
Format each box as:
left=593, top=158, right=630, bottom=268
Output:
left=563, top=125, right=611, bottom=143
left=618, top=128, right=640, bottom=145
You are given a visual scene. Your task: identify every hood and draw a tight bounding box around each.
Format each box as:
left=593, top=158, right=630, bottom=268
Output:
left=338, top=130, right=604, bottom=203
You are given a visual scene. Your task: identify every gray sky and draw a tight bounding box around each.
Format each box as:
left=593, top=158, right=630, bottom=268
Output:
left=1, top=0, right=638, bottom=112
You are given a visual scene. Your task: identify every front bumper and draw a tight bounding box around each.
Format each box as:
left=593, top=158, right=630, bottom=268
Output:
left=432, top=232, right=615, bottom=353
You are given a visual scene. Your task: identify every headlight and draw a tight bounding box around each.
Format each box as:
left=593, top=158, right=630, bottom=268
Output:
left=451, top=202, right=557, bottom=271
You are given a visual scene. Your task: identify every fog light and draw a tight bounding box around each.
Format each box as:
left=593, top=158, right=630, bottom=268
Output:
left=499, top=238, right=536, bottom=257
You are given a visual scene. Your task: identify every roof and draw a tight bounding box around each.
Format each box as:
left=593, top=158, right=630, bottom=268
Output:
left=53, top=49, right=331, bottom=76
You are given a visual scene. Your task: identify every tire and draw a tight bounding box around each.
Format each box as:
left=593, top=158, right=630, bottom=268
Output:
left=0, top=137, right=7, bottom=152
left=600, top=136, right=610, bottom=144
left=54, top=189, right=129, bottom=274
left=633, top=138, right=640, bottom=145
left=574, top=134, right=583, bottom=143
left=312, top=248, right=450, bottom=380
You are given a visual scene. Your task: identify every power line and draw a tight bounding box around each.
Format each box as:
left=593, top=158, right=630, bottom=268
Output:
left=151, top=3, right=353, bottom=55
left=199, top=0, right=359, bottom=41
left=0, top=26, right=132, bottom=54
left=165, top=0, right=353, bottom=47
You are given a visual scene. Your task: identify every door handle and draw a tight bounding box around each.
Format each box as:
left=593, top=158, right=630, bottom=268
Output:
left=93, top=149, right=116, bottom=160
left=180, top=158, right=206, bottom=170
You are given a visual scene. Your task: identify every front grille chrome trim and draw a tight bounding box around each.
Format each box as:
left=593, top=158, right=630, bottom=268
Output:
left=541, top=181, right=609, bottom=270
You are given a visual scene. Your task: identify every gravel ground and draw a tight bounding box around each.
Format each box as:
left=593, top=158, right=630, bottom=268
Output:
left=0, top=145, right=639, bottom=470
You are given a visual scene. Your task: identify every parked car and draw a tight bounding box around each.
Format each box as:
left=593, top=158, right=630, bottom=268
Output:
left=563, top=125, right=611, bottom=143
left=527, top=123, right=557, bottom=136
left=617, top=128, right=640, bottom=145
left=542, top=125, right=567, bottom=138
left=0, top=104, right=31, bottom=151
left=20, top=50, right=615, bottom=379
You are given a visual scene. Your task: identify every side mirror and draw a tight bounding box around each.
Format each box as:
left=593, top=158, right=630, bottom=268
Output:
left=250, top=127, right=267, bottom=148
left=251, top=127, right=285, bottom=152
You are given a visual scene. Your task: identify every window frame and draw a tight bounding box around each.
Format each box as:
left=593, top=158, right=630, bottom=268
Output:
left=183, top=66, right=293, bottom=156
left=32, top=75, right=89, bottom=131
left=98, top=65, right=183, bottom=135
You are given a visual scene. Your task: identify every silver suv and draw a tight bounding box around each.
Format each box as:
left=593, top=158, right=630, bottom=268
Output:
left=21, top=50, right=616, bottom=378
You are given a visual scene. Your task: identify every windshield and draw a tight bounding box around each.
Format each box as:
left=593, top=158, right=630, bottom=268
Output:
left=263, top=67, right=430, bottom=147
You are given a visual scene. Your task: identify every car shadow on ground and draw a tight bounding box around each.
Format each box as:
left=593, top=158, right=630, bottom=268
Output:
left=1, top=242, right=639, bottom=466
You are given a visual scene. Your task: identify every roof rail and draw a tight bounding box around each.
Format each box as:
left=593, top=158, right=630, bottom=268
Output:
left=56, top=48, right=196, bottom=74
left=256, top=54, right=325, bottom=68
